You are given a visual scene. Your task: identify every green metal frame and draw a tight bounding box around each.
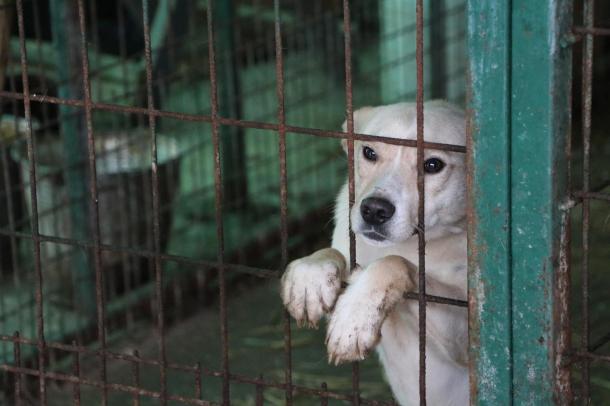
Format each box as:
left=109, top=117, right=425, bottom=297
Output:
left=49, top=0, right=94, bottom=316
left=468, top=0, right=572, bottom=404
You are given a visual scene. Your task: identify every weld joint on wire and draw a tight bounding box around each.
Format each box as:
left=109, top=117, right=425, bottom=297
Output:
left=559, top=197, right=576, bottom=211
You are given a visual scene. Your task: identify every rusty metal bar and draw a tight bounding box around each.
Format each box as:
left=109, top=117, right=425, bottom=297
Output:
left=141, top=0, right=169, bottom=403
left=72, top=341, right=81, bottom=406
left=272, top=0, right=292, bottom=404
left=0, top=363, right=217, bottom=406
left=341, top=0, right=360, bottom=403
left=415, top=0, right=426, bottom=404
left=575, top=191, right=610, bottom=202
left=132, top=350, right=141, bottom=406
left=0, top=331, right=394, bottom=405
left=0, top=90, right=468, bottom=153
left=320, top=382, right=328, bottom=406
left=404, top=292, right=466, bottom=308
left=556, top=50, right=574, bottom=406
left=206, top=1, right=230, bottom=404
left=555, top=0, right=576, bottom=402
left=0, top=226, right=468, bottom=310
left=14, top=0, right=47, bottom=402
left=75, top=1, right=109, bottom=403
left=573, top=26, right=610, bottom=36
left=569, top=180, right=610, bottom=205
left=255, top=374, right=264, bottom=406
left=195, top=362, right=202, bottom=399
left=580, top=0, right=595, bottom=402
left=0, top=228, right=279, bottom=278
left=13, top=332, right=22, bottom=406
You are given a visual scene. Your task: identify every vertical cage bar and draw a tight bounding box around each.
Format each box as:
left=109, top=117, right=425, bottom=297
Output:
left=75, top=1, right=109, bottom=403
left=510, top=0, right=572, bottom=403
left=320, top=382, right=328, bottom=406
left=206, top=1, right=230, bottom=404
left=415, top=0, right=427, bottom=404
left=13, top=332, right=22, bottom=406
left=131, top=350, right=141, bottom=406
left=255, top=374, right=264, bottom=406
left=555, top=1, right=575, bottom=402
left=556, top=173, right=573, bottom=404
left=141, top=1, right=169, bottom=403
left=195, top=362, right=202, bottom=399
left=341, top=1, right=359, bottom=403
left=0, top=0, right=10, bottom=88
left=466, top=1, right=512, bottom=404
left=72, top=342, right=81, bottom=406
left=214, top=0, right=247, bottom=210
left=580, top=0, right=594, bottom=403
left=14, top=0, right=47, bottom=403
left=272, top=0, right=292, bottom=404
left=48, top=0, right=95, bottom=316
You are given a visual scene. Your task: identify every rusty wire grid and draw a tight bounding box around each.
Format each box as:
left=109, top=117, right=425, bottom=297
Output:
left=0, top=0, right=470, bottom=405
left=568, top=0, right=610, bottom=403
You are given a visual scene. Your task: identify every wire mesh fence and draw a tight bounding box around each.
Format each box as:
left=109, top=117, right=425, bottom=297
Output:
left=0, top=0, right=467, bottom=404
left=3, top=0, right=609, bottom=405
left=568, top=0, right=610, bottom=403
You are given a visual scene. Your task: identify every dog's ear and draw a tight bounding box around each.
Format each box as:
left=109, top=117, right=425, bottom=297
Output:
left=341, top=106, right=376, bottom=153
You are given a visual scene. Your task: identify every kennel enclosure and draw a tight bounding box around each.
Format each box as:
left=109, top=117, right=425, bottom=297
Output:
left=0, top=0, right=609, bottom=405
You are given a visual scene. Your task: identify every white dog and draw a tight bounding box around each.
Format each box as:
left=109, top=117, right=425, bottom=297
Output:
left=280, top=101, right=468, bottom=405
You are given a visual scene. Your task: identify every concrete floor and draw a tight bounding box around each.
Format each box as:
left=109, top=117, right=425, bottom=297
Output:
left=46, top=279, right=393, bottom=406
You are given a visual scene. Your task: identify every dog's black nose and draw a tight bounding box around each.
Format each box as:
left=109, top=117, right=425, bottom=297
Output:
left=360, top=197, right=395, bottom=226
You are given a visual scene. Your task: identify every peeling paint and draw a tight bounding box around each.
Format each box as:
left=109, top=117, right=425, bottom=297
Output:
left=469, top=0, right=572, bottom=403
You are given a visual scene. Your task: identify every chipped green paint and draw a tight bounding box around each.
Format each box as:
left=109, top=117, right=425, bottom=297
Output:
left=510, top=0, right=572, bottom=404
left=467, top=2, right=512, bottom=404
left=468, top=0, right=572, bottom=403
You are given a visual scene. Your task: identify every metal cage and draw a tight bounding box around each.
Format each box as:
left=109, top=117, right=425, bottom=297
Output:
left=0, top=0, right=608, bottom=405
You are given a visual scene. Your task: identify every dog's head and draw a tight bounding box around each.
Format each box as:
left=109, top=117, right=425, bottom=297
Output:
left=342, top=101, right=466, bottom=246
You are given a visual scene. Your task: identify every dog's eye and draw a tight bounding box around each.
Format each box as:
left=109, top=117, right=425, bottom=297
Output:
left=363, top=146, right=377, bottom=162
left=423, top=158, right=445, bottom=174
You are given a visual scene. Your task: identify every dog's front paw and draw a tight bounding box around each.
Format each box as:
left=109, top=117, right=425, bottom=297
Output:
left=326, top=256, right=416, bottom=364
left=280, top=248, right=346, bottom=328
left=325, top=276, right=384, bottom=364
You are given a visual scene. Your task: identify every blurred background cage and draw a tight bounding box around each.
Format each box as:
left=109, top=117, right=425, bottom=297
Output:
left=0, top=0, right=466, bottom=404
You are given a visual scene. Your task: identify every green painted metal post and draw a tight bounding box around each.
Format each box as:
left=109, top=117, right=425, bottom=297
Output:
left=467, top=1, right=512, bottom=404
left=510, top=0, right=572, bottom=403
left=49, top=0, right=95, bottom=316
left=468, top=0, right=572, bottom=403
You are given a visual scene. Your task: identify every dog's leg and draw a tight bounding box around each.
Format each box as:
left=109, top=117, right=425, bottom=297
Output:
left=280, top=248, right=347, bottom=328
left=326, top=255, right=416, bottom=364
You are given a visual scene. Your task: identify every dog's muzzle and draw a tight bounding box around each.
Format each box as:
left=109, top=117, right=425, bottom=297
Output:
left=360, top=196, right=395, bottom=226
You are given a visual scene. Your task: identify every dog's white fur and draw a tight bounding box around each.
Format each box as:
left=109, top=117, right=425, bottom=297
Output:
left=280, top=101, right=468, bottom=405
